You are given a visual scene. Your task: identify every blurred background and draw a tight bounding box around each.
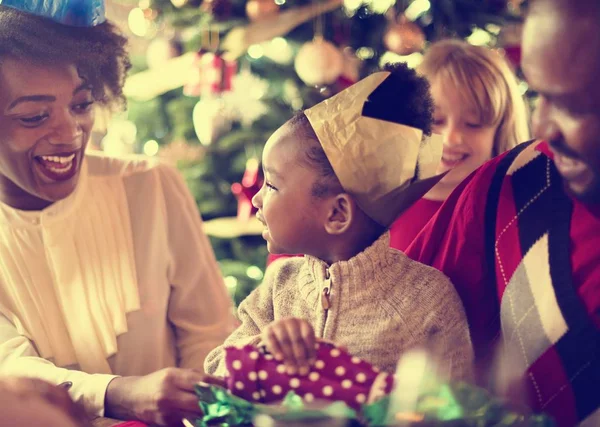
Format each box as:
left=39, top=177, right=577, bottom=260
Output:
left=100, top=0, right=529, bottom=305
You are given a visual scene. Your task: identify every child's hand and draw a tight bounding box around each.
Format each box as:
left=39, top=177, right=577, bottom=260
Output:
left=262, top=317, right=316, bottom=376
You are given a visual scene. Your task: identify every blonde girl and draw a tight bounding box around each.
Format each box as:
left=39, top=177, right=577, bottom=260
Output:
left=390, top=39, right=530, bottom=250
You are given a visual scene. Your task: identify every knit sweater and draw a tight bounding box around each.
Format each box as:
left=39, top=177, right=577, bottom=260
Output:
left=205, top=232, right=473, bottom=379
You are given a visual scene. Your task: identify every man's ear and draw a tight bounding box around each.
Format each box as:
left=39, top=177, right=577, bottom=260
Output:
left=323, top=193, right=354, bottom=235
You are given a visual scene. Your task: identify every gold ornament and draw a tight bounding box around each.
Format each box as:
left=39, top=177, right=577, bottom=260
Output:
left=245, top=0, right=279, bottom=22
left=170, top=0, right=201, bottom=7
left=294, top=38, right=344, bottom=86
left=383, top=16, right=425, bottom=56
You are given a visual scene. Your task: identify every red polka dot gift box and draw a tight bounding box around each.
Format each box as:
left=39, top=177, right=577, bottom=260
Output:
left=224, top=341, right=394, bottom=411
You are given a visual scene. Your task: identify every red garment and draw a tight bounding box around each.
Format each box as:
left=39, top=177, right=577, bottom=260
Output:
left=406, top=142, right=600, bottom=426
left=389, top=198, right=443, bottom=252
left=406, top=155, right=505, bottom=359
left=267, top=252, right=299, bottom=265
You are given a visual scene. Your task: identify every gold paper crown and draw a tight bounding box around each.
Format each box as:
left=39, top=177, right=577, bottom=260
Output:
left=305, top=71, right=444, bottom=227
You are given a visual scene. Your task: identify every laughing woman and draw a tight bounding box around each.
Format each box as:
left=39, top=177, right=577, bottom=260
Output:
left=0, top=3, right=232, bottom=426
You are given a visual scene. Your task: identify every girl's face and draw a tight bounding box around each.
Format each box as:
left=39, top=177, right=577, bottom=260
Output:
left=0, top=58, right=94, bottom=210
left=252, top=122, right=331, bottom=256
left=430, top=78, right=498, bottom=189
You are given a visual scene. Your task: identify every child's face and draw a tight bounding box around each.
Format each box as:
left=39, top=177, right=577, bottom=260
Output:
left=430, top=78, right=498, bottom=189
left=252, top=122, right=330, bottom=256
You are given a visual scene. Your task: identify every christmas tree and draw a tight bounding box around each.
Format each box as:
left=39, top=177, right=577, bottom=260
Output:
left=104, top=0, right=526, bottom=305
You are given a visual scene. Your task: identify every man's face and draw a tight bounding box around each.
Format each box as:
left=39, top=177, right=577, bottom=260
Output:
left=522, top=0, right=600, bottom=202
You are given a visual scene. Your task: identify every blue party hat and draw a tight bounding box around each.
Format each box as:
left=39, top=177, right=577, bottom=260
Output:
left=0, top=0, right=105, bottom=26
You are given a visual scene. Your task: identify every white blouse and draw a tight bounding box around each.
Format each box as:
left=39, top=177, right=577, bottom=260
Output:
left=0, top=152, right=234, bottom=416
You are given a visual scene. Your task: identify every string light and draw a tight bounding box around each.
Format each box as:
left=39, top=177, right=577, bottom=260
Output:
left=143, top=140, right=160, bottom=156
left=248, top=44, right=264, bottom=59
left=356, top=47, right=375, bottom=59
left=467, top=28, right=492, bottom=46
left=246, top=266, right=264, bottom=280
left=518, top=81, right=529, bottom=95
left=404, top=0, right=431, bottom=21
left=224, top=276, right=238, bottom=291
left=128, top=8, right=149, bottom=37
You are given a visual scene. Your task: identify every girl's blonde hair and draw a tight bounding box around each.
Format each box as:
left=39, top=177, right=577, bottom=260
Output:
left=417, top=39, right=530, bottom=156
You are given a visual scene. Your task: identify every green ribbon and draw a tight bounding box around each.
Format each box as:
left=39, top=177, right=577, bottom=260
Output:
left=362, top=382, right=556, bottom=427
left=194, top=384, right=357, bottom=426
left=195, top=384, right=256, bottom=426
left=195, top=382, right=555, bottom=426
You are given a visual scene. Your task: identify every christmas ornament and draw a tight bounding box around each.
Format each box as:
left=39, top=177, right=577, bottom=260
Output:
left=294, top=38, right=344, bottom=86
left=245, top=0, right=279, bottom=22
left=231, top=158, right=262, bottom=221
left=170, top=0, right=200, bottom=7
left=221, top=0, right=343, bottom=59
left=184, top=50, right=237, bottom=97
left=383, top=15, right=425, bottom=56
left=502, top=45, right=521, bottom=69
left=224, top=68, right=269, bottom=127
left=201, top=0, right=232, bottom=20
left=192, top=97, right=234, bottom=146
left=499, top=21, right=523, bottom=69
left=145, top=37, right=182, bottom=69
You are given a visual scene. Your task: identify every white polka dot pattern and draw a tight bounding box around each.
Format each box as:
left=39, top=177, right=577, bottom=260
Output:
left=224, top=343, right=395, bottom=413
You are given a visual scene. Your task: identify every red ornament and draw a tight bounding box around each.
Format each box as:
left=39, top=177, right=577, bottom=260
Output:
left=184, top=49, right=237, bottom=97
left=231, top=158, right=263, bottom=221
left=503, top=45, right=522, bottom=69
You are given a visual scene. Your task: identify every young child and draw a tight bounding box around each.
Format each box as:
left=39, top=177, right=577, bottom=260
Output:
left=390, top=39, right=530, bottom=250
left=204, top=64, right=473, bottom=380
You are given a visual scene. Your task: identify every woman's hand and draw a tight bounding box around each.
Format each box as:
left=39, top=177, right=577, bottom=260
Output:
left=105, top=368, right=224, bottom=426
left=0, top=377, right=89, bottom=427
left=261, top=317, right=316, bottom=376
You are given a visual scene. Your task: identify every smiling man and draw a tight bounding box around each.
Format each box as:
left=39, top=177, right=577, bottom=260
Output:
left=405, top=0, right=600, bottom=425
